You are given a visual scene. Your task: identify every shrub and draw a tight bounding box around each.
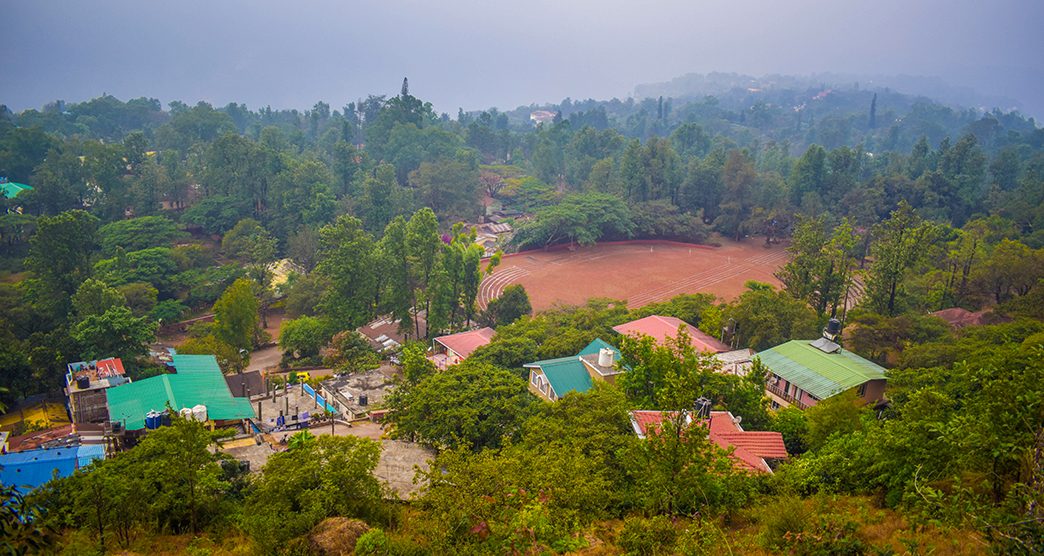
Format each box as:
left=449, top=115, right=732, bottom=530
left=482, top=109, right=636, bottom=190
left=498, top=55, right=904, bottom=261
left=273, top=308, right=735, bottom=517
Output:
left=618, top=515, right=677, bottom=556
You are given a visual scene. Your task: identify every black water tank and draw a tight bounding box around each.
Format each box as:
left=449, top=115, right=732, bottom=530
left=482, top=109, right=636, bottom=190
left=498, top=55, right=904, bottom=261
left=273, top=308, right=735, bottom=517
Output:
left=359, top=394, right=368, bottom=406
left=76, top=375, right=90, bottom=389
left=826, top=318, right=842, bottom=336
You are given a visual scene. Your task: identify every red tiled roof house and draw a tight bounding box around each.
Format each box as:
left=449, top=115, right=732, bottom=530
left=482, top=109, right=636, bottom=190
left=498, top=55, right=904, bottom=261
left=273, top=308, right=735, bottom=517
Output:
left=630, top=410, right=788, bottom=473
left=429, top=327, right=496, bottom=370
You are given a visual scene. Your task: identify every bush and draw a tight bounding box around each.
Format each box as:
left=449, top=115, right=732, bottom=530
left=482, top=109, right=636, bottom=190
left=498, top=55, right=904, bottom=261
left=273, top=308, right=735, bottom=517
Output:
left=355, top=528, right=391, bottom=556
left=618, top=515, right=677, bottom=556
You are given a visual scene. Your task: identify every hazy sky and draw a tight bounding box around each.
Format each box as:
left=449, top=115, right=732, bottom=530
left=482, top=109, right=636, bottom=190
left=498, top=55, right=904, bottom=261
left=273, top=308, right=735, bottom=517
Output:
left=3, top=0, right=1043, bottom=117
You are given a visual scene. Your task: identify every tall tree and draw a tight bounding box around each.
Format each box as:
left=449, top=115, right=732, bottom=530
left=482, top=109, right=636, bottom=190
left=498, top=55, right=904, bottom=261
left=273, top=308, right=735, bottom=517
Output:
left=25, top=210, right=100, bottom=318
left=316, top=215, right=377, bottom=328
left=406, top=207, right=441, bottom=337
left=212, top=278, right=260, bottom=351
left=864, top=202, right=939, bottom=316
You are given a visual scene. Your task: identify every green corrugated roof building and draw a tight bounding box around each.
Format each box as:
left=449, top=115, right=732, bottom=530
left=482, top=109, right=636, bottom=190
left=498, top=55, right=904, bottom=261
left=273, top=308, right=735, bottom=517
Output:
left=0, top=181, right=32, bottom=199
left=525, top=339, right=622, bottom=401
left=105, top=354, right=255, bottom=430
left=757, top=339, right=887, bottom=403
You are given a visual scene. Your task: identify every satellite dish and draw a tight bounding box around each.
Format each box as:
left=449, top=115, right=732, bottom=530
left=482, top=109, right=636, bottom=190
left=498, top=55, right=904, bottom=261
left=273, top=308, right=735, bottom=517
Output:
left=734, top=415, right=743, bottom=424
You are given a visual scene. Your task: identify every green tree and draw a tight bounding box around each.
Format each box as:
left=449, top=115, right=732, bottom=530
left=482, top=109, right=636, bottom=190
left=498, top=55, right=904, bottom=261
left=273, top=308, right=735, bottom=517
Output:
left=386, top=360, right=533, bottom=451
left=323, top=331, right=380, bottom=374
left=864, top=202, right=940, bottom=316
left=279, top=315, right=333, bottom=360
left=71, top=278, right=126, bottom=321
left=71, top=305, right=156, bottom=362
left=212, top=278, right=260, bottom=351
left=316, top=215, right=377, bottom=329
left=241, top=435, right=386, bottom=553
left=178, top=334, right=246, bottom=373
left=98, top=215, right=181, bottom=254
left=406, top=207, right=442, bottom=337
left=481, top=284, right=532, bottom=328
left=25, top=210, right=100, bottom=317
left=803, top=389, right=866, bottom=451
left=221, top=218, right=277, bottom=267
left=777, top=216, right=858, bottom=317
left=117, top=282, right=158, bottom=316
left=724, top=281, right=819, bottom=351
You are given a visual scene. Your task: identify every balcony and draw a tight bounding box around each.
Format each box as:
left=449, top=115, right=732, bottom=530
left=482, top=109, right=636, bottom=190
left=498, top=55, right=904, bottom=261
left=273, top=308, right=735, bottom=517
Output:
left=766, top=383, right=809, bottom=409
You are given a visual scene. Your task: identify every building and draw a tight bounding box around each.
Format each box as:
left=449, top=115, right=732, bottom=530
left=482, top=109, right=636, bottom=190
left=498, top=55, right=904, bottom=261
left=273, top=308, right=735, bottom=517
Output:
left=757, top=338, right=887, bottom=409
left=0, top=178, right=32, bottom=199
left=612, top=315, right=754, bottom=375
left=225, top=370, right=266, bottom=399
left=629, top=410, right=787, bottom=473
left=65, top=357, right=130, bottom=423
left=613, top=315, right=730, bottom=353
left=105, top=354, right=256, bottom=430
left=429, top=327, right=495, bottom=369
left=319, top=366, right=398, bottom=420
left=0, top=444, right=105, bottom=494
left=525, top=339, right=622, bottom=402
left=357, top=314, right=427, bottom=352
left=529, top=110, right=556, bottom=126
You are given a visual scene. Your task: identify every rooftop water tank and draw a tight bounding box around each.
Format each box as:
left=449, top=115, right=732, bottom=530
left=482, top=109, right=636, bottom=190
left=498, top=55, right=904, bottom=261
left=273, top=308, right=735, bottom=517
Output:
left=191, top=404, right=208, bottom=422
left=598, top=348, right=614, bottom=368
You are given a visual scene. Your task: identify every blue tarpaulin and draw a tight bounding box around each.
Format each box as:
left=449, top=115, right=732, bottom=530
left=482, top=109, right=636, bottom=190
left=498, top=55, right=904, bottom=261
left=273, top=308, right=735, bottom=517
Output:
left=0, top=445, right=104, bottom=494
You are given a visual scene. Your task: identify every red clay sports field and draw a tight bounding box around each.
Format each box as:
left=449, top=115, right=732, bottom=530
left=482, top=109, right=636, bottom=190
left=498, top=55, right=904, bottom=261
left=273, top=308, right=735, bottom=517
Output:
left=478, top=240, right=789, bottom=311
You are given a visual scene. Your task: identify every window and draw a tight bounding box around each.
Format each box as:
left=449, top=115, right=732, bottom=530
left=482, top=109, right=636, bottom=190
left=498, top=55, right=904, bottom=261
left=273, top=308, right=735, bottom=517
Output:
left=857, top=383, right=867, bottom=397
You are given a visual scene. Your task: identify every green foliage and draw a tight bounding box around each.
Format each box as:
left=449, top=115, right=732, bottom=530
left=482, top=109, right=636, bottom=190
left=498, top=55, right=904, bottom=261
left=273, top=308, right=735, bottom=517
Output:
left=480, top=284, right=532, bottom=328
left=724, top=281, right=819, bottom=351
left=149, top=298, right=187, bottom=323
left=25, top=210, right=100, bottom=316
left=117, top=281, right=158, bottom=316
left=181, top=195, right=250, bottom=235
left=278, top=315, right=333, bottom=359
left=316, top=215, right=377, bottom=329
left=386, top=360, right=533, bottom=451
left=93, top=246, right=178, bottom=294
left=804, top=390, right=866, bottom=451
left=221, top=218, right=277, bottom=266
left=240, top=435, right=386, bottom=553
left=71, top=278, right=126, bottom=321
left=35, top=417, right=229, bottom=545
left=212, top=278, right=259, bottom=351
left=864, top=202, right=941, bottom=316
left=0, top=483, right=57, bottom=554
left=513, top=192, right=634, bottom=249
left=324, top=331, right=381, bottom=374
left=98, top=215, right=181, bottom=254
left=618, top=515, right=677, bottom=556
left=71, top=305, right=156, bottom=363
left=398, top=341, right=435, bottom=384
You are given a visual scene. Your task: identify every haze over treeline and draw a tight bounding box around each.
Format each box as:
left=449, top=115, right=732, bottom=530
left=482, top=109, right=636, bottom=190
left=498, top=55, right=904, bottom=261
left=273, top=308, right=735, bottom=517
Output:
left=2, top=0, right=1043, bottom=118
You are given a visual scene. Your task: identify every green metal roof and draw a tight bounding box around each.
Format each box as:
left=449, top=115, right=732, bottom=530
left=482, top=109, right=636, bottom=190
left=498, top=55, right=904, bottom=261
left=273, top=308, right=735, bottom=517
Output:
left=105, top=355, right=255, bottom=430
left=531, top=357, right=593, bottom=398
left=579, top=338, right=619, bottom=358
left=757, top=340, right=887, bottom=400
left=0, top=181, right=32, bottom=199
left=524, top=338, right=620, bottom=399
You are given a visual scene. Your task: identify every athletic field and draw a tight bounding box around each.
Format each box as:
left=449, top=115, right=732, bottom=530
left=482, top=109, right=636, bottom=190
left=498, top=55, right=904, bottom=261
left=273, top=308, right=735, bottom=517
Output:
left=479, top=240, right=789, bottom=311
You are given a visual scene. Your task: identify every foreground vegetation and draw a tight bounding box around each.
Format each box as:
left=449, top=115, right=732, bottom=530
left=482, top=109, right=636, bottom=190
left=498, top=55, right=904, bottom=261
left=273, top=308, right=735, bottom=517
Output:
left=1, top=81, right=1042, bottom=553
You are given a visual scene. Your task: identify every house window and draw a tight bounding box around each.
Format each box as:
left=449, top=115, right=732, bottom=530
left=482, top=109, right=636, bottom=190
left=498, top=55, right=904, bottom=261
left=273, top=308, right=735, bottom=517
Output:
left=530, top=372, right=538, bottom=385
left=857, top=383, right=867, bottom=397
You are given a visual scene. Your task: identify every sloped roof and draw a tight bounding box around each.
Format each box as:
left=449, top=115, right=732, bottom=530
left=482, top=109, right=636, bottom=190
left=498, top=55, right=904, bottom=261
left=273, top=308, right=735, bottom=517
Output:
left=0, top=181, right=32, bottom=199
left=629, top=410, right=787, bottom=473
left=613, top=315, right=730, bottom=353
left=0, top=444, right=103, bottom=494
left=105, top=355, right=255, bottom=430
left=434, top=327, right=495, bottom=359
left=524, top=338, right=620, bottom=398
left=528, top=356, right=593, bottom=398
left=757, top=340, right=887, bottom=400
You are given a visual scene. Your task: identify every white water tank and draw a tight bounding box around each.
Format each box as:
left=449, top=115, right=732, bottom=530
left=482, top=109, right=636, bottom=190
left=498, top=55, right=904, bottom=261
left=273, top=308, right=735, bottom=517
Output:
left=598, top=348, right=614, bottom=368
left=179, top=407, right=193, bottom=419
left=191, top=404, right=208, bottom=422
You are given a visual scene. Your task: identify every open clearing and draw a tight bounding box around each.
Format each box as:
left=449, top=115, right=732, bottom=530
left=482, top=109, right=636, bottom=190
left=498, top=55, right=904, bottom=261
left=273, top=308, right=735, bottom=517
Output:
left=479, top=239, right=788, bottom=311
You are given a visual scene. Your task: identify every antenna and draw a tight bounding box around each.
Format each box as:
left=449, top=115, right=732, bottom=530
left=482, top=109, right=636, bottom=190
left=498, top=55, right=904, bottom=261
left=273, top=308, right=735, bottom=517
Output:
left=694, top=397, right=712, bottom=420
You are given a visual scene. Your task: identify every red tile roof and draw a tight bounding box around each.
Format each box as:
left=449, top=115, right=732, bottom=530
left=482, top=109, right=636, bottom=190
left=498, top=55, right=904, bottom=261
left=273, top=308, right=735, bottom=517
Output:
left=629, top=410, right=787, bottom=473
left=434, top=327, right=496, bottom=359
left=613, top=315, right=730, bottom=354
